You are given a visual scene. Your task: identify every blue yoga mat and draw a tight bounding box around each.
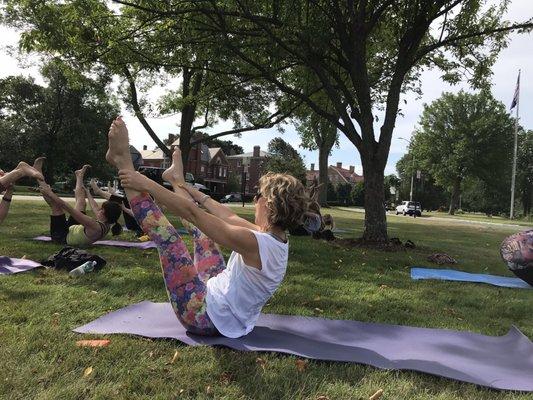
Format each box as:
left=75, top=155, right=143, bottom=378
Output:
left=411, top=267, right=532, bottom=289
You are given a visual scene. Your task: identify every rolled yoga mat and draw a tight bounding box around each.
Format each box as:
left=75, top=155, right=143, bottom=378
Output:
left=411, top=267, right=532, bottom=289
left=33, top=236, right=157, bottom=249
left=74, top=301, right=533, bottom=391
left=0, top=256, right=42, bottom=275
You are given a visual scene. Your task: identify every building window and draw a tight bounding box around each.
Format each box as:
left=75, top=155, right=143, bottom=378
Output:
left=237, top=161, right=241, bottom=167
left=201, top=166, right=205, bottom=173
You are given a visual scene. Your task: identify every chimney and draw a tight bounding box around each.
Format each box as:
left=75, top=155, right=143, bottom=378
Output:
left=349, top=166, right=355, bottom=173
left=253, top=145, right=260, bottom=157
left=143, top=145, right=147, bottom=151
left=310, top=163, right=315, bottom=171
left=336, top=162, right=342, bottom=168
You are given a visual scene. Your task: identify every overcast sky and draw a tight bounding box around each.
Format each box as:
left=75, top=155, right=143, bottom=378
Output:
left=1, top=1, right=531, bottom=176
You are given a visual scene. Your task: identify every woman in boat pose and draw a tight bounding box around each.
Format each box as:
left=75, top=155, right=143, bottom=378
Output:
left=36, top=158, right=122, bottom=247
left=106, top=117, right=308, bottom=337
left=0, top=162, right=44, bottom=225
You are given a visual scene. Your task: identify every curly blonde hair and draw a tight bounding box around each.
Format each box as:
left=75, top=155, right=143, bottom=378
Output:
left=258, top=173, right=309, bottom=230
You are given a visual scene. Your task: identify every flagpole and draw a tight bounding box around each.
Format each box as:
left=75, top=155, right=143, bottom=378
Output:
left=510, top=69, right=520, bottom=219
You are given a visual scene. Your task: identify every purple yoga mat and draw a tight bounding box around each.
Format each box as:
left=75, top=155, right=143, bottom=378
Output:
left=33, top=236, right=156, bottom=249
left=0, top=256, right=42, bottom=275
left=74, top=301, right=533, bottom=391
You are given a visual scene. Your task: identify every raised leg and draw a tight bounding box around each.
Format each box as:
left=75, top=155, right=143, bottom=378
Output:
left=163, top=148, right=226, bottom=281
left=73, top=165, right=90, bottom=212
left=106, top=117, right=217, bottom=335
left=129, top=193, right=218, bottom=335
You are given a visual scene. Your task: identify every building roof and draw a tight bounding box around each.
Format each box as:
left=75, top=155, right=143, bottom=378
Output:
left=306, top=165, right=363, bottom=184
left=140, top=148, right=166, bottom=160
left=227, top=150, right=270, bottom=159
left=208, top=147, right=221, bottom=160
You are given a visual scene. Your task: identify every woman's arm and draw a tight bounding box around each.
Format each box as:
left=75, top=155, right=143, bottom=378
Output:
left=180, top=184, right=259, bottom=231
left=40, top=186, right=101, bottom=231
left=85, top=188, right=101, bottom=215
left=119, top=171, right=261, bottom=268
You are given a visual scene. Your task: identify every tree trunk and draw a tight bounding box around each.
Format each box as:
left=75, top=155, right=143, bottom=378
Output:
left=362, top=159, right=388, bottom=242
left=318, top=146, right=329, bottom=206
left=448, top=178, right=461, bottom=215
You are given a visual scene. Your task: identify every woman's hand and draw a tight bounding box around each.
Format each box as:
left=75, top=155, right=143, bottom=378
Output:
left=119, top=170, right=153, bottom=192
left=39, top=184, right=54, bottom=197
left=178, top=183, right=204, bottom=202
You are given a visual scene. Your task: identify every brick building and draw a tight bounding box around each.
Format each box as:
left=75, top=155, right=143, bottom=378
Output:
left=227, top=146, right=269, bottom=195
left=140, top=139, right=229, bottom=195
left=306, top=162, right=364, bottom=187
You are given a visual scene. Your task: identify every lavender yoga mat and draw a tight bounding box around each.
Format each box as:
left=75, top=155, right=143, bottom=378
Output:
left=33, top=236, right=157, bottom=249
left=0, top=256, right=42, bottom=275
left=74, top=301, right=533, bottom=391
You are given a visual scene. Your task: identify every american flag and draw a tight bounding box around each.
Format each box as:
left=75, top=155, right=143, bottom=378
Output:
left=510, top=71, right=520, bottom=110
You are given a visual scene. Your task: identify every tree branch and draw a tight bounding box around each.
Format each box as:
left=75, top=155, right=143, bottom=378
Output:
left=415, top=21, right=533, bottom=63
left=189, top=101, right=303, bottom=146
left=122, top=66, right=171, bottom=157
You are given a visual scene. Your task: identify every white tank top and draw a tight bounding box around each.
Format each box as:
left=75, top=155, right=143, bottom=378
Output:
left=206, top=230, right=288, bottom=338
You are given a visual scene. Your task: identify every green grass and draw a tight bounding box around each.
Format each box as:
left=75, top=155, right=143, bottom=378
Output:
left=1, top=201, right=532, bottom=399
left=423, top=211, right=532, bottom=226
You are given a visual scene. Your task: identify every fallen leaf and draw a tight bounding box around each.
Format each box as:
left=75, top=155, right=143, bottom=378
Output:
left=83, top=366, right=93, bottom=377
left=295, top=359, right=308, bottom=372
left=313, top=307, right=323, bottom=313
left=369, top=388, right=383, bottom=400
left=76, top=340, right=110, bottom=348
left=148, top=351, right=154, bottom=358
left=316, top=396, right=330, bottom=400
left=379, top=284, right=389, bottom=289
left=21, top=255, right=27, bottom=259
left=219, top=372, right=233, bottom=385
left=313, top=296, right=321, bottom=301
left=256, top=357, right=267, bottom=371
left=206, top=386, right=212, bottom=394
left=167, top=350, right=179, bottom=364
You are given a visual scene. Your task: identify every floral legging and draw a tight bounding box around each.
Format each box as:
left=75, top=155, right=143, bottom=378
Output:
left=130, top=193, right=226, bottom=336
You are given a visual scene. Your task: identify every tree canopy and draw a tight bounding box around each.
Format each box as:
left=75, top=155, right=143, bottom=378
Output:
left=264, top=137, right=307, bottom=183
left=0, top=60, right=119, bottom=183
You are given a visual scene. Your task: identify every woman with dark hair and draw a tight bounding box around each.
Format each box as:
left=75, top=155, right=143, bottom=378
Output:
left=106, top=117, right=309, bottom=337
left=35, top=158, right=122, bottom=247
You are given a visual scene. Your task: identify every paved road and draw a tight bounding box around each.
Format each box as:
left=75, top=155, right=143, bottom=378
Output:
left=14, top=196, right=528, bottom=229
left=334, top=206, right=529, bottom=229
left=12, top=194, right=105, bottom=203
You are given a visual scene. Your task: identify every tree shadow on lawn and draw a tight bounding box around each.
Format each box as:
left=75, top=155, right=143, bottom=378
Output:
left=208, top=345, right=509, bottom=400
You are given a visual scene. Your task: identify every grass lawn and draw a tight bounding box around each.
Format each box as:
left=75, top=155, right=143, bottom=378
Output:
left=423, top=211, right=532, bottom=227
left=1, top=201, right=532, bottom=400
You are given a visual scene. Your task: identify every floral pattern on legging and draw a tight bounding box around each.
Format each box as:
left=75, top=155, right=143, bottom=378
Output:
left=129, top=193, right=226, bottom=336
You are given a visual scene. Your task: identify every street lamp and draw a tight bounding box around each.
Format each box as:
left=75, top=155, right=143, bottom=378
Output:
left=398, top=137, right=415, bottom=202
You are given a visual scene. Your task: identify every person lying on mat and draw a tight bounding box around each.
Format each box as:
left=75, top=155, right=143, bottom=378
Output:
left=0, top=162, right=44, bottom=224
left=105, top=117, right=308, bottom=338
left=89, top=178, right=142, bottom=236
left=34, top=158, right=122, bottom=247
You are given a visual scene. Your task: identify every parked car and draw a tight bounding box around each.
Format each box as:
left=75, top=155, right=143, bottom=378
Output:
left=137, top=167, right=194, bottom=190
left=396, top=201, right=422, bottom=216
left=220, top=193, right=243, bottom=203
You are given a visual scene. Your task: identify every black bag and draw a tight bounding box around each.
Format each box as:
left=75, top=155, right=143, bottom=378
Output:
left=41, top=247, right=106, bottom=272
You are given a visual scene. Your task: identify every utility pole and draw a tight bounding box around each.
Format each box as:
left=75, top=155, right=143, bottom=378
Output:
left=510, top=70, right=520, bottom=219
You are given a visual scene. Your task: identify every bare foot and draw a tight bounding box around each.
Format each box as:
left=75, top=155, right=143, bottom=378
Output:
left=90, top=179, right=105, bottom=197
left=106, top=117, right=133, bottom=170
left=162, top=148, right=186, bottom=185
left=16, top=162, right=44, bottom=181
left=33, top=157, right=46, bottom=175
left=75, top=164, right=91, bottom=179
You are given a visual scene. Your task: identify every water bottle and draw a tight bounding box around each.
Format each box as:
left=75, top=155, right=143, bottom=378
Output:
left=69, top=260, right=97, bottom=277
